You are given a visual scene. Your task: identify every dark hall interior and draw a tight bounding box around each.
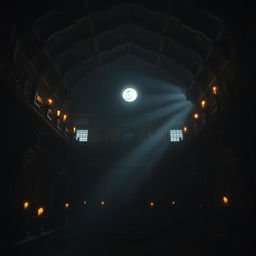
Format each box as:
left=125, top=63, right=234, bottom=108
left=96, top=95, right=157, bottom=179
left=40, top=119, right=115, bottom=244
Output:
left=1, top=0, right=255, bottom=255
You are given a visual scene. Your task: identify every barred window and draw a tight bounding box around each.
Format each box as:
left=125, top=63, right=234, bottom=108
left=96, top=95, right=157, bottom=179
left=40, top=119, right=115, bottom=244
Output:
left=76, top=130, right=88, bottom=142
left=170, top=130, right=183, bottom=142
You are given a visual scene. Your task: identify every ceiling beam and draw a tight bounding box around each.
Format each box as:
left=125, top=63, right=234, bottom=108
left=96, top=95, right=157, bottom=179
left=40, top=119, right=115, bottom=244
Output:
left=46, top=21, right=206, bottom=60
left=61, top=42, right=193, bottom=82
left=37, top=2, right=216, bottom=45
left=156, top=15, right=170, bottom=65
left=71, top=55, right=185, bottom=90
left=87, top=16, right=102, bottom=65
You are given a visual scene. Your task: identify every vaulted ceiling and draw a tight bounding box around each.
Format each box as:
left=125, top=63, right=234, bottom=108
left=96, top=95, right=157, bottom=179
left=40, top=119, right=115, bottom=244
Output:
left=20, top=0, right=231, bottom=109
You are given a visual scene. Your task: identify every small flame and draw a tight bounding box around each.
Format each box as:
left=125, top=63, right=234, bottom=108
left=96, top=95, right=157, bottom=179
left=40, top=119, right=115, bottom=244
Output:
left=223, top=196, right=229, bottom=204
left=150, top=202, right=154, bottom=207
left=37, top=207, right=44, bottom=216
left=201, top=100, right=206, bottom=109
left=65, top=203, right=69, bottom=208
left=24, top=201, right=29, bottom=210
left=47, top=98, right=53, bottom=105
left=57, top=110, right=61, bottom=117
left=183, top=126, right=188, bottom=133
left=63, top=114, right=67, bottom=122
left=194, top=113, right=199, bottom=119
left=73, top=127, right=77, bottom=133
left=212, top=86, right=218, bottom=95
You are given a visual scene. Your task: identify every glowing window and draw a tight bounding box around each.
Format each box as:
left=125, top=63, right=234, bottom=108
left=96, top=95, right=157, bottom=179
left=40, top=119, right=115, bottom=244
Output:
left=170, top=130, right=183, bottom=142
left=76, top=130, right=88, bottom=142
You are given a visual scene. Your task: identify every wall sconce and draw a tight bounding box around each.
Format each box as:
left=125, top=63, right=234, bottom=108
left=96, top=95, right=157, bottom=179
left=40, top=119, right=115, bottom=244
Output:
left=222, top=196, right=229, bottom=205
left=63, top=114, right=67, bottom=122
left=34, top=91, right=43, bottom=108
left=24, top=201, right=29, bottom=210
left=212, top=86, right=218, bottom=95
left=47, top=98, right=53, bottom=106
left=201, top=100, right=206, bottom=109
left=46, top=108, right=53, bottom=121
left=37, top=207, right=44, bottom=216
left=56, top=110, right=62, bottom=130
left=194, top=113, right=199, bottom=119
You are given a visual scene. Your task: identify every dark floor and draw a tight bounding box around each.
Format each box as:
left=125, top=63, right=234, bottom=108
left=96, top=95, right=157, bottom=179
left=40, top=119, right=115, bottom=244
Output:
left=6, top=208, right=255, bottom=256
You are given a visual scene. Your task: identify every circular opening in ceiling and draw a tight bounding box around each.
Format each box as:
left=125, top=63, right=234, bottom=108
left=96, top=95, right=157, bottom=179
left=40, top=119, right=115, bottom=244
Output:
left=121, top=86, right=138, bottom=102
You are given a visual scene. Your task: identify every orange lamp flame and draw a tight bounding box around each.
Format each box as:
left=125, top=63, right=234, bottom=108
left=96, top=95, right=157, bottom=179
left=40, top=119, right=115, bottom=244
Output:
left=65, top=203, right=69, bottom=208
left=223, top=196, right=229, bottom=204
left=212, top=86, right=218, bottom=95
left=183, top=126, right=188, bottom=133
left=47, top=98, right=53, bottom=105
left=63, top=114, right=67, bottom=122
left=57, top=110, right=61, bottom=117
left=37, top=207, right=44, bottom=216
left=24, top=201, right=29, bottom=210
left=73, top=127, right=77, bottom=133
left=194, top=113, right=199, bottom=119
left=201, top=100, right=206, bottom=109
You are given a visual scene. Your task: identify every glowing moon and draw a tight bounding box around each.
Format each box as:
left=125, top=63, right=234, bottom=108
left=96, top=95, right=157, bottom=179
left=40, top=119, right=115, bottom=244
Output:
left=122, top=87, right=138, bottom=102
